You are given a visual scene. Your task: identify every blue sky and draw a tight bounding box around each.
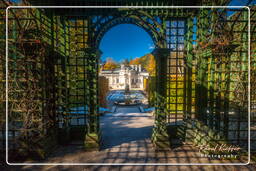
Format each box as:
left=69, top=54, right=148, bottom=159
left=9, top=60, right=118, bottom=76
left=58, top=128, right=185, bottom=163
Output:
left=229, top=0, right=256, bottom=6
left=99, top=24, right=154, bottom=63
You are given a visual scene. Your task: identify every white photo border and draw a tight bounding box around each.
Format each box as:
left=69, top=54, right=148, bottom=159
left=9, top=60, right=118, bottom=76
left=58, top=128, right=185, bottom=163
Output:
left=5, top=5, right=251, bottom=166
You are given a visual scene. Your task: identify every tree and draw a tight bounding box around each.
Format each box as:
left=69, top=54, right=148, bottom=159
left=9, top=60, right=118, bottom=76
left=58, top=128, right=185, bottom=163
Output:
left=146, top=54, right=156, bottom=76
left=122, top=59, right=130, bottom=66
left=129, top=57, right=140, bottom=65
left=129, top=54, right=156, bottom=76
left=102, top=57, right=118, bottom=70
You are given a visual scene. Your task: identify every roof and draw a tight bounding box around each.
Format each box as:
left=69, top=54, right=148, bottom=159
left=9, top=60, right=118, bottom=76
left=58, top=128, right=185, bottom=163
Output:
left=101, top=65, right=149, bottom=74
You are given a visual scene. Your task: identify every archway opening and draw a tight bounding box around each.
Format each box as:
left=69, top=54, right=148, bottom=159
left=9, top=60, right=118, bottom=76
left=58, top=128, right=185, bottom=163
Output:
left=98, top=24, right=156, bottom=110
left=97, top=23, right=156, bottom=149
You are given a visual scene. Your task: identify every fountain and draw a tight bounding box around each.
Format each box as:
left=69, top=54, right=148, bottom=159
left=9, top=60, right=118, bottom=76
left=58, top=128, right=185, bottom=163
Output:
left=124, top=84, right=132, bottom=105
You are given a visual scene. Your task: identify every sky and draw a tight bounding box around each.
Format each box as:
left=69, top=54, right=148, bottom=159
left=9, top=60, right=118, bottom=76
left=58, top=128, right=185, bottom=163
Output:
left=229, top=0, right=256, bottom=6
left=99, top=24, right=154, bottom=63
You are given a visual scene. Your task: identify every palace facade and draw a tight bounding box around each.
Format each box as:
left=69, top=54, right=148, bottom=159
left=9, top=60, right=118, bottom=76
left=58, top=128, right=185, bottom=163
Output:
left=99, top=64, right=149, bottom=90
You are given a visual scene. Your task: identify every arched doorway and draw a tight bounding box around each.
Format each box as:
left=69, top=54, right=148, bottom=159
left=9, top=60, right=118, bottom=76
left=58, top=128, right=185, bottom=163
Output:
left=97, top=23, right=156, bottom=149
left=84, top=10, right=186, bottom=150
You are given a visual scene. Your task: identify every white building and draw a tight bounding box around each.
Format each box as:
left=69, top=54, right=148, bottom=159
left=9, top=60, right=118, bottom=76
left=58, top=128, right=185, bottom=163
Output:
left=99, top=64, right=149, bottom=90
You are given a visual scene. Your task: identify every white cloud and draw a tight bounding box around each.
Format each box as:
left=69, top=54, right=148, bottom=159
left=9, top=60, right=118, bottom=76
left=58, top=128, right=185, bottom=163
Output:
left=148, top=44, right=155, bottom=50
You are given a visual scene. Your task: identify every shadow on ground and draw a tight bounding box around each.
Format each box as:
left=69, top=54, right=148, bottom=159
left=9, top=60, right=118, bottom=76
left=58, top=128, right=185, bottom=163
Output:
left=2, top=106, right=255, bottom=170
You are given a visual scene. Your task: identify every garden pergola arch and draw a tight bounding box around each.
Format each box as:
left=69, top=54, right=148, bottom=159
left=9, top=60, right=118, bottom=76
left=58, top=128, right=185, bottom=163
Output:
left=82, top=9, right=172, bottom=150
left=93, top=10, right=166, bottom=49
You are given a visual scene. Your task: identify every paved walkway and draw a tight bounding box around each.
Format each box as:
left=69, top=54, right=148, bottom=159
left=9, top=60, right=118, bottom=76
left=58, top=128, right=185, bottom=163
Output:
left=101, top=106, right=154, bottom=152
left=10, top=106, right=255, bottom=170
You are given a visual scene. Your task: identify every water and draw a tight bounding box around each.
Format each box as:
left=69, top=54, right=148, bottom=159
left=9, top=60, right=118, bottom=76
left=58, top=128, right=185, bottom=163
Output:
left=107, top=90, right=146, bottom=102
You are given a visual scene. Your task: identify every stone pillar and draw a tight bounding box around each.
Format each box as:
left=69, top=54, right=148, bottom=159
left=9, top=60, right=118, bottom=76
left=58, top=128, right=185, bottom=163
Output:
left=84, top=48, right=102, bottom=151
left=151, top=48, right=171, bottom=150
